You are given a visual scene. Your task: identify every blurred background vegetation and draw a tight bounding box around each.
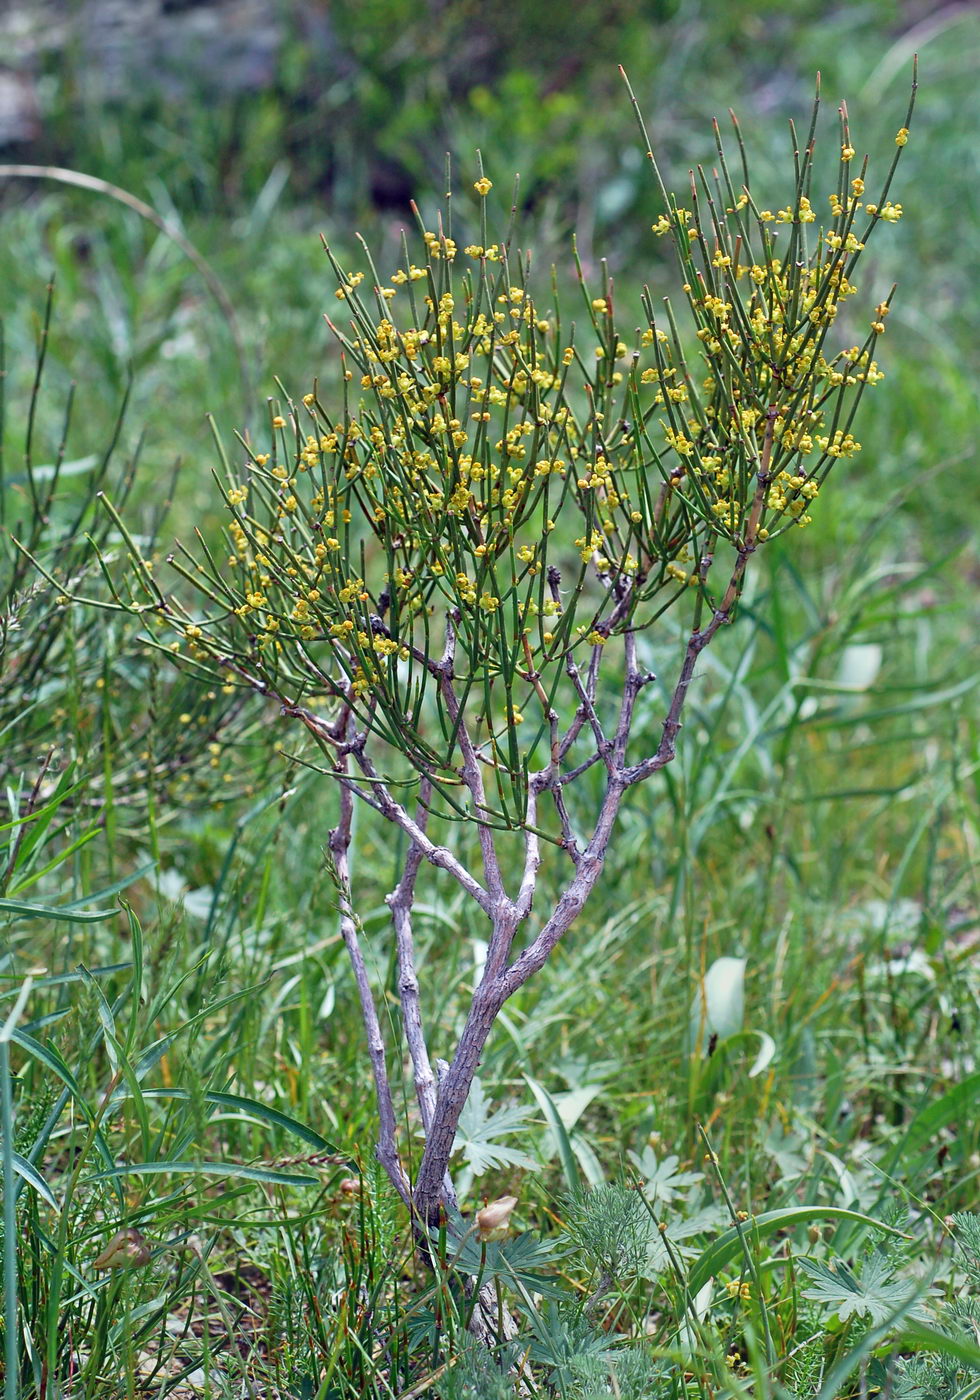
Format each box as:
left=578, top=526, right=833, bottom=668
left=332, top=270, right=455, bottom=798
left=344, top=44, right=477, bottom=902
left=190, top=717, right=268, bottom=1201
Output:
left=0, top=2, right=978, bottom=1394
left=2, top=0, right=977, bottom=536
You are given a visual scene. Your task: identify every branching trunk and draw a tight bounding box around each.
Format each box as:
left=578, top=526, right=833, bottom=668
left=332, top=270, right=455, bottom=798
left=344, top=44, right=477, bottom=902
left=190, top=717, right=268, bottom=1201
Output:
left=319, top=448, right=778, bottom=1251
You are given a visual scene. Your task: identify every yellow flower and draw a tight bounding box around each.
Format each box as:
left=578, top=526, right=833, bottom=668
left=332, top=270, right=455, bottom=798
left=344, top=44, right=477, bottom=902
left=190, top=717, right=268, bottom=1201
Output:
left=895, top=127, right=909, bottom=147
left=473, top=177, right=493, bottom=197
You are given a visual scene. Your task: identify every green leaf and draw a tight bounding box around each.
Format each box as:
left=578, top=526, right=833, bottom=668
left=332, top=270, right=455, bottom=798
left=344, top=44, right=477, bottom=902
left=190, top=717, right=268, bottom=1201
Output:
left=0, top=773, right=85, bottom=836
left=10, top=1030, right=117, bottom=1172
left=799, top=1254, right=937, bottom=1326
left=8, top=1149, right=59, bottom=1208
left=628, top=1146, right=703, bottom=1205
left=813, top=1296, right=928, bottom=1400
left=0, top=897, right=118, bottom=924
left=525, top=1075, right=580, bottom=1191
left=450, top=1229, right=568, bottom=1300
left=126, top=1089, right=338, bottom=1152
left=85, top=1160, right=319, bottom=1187
left=452, top=1078, right=538, bottom=1175
left=690, top=956, right=746, bottom=1047
left=804, top=672, right=979, bottom=731
left=687, top=1207, right=903, bottom=1296
left=4, top=962, right=131, bottom=990
left=898, top=1318, right=980, bottom=1371
left=890, top=1070, right=980, bottom=1169
left=8, top=826, right=101, bottom=895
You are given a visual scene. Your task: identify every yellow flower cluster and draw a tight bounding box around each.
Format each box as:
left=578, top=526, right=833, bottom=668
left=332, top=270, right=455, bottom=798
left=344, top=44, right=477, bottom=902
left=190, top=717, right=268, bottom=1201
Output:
left=172, top=109, right=908, bottom=782
left=637, top=227, right=885, bottom=537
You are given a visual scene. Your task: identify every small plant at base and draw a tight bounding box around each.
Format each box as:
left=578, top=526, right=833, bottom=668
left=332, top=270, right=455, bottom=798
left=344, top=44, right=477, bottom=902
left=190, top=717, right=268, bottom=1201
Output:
left=559, top=1184, right=654, bottom=1314
left=87, top=71, right=915, bottom=1265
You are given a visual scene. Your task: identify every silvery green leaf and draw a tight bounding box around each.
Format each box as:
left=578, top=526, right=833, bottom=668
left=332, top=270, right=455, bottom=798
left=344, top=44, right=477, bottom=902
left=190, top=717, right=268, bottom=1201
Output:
left=690, top=956, right=746, bottom=1048
left=628, top=1146, right=703, bottom=1205
left=452, top=1078, right=538, bottom=1176
left=799, top=1253, right=939, bottom=1325
left=836, top=642, right=882, bottom=690
left=748, top=1030, right=777, bottom=1078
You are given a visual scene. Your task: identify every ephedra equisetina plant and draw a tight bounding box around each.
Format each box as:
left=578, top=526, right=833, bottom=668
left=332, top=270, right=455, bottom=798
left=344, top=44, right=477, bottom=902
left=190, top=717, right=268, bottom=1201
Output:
left=73, top=69, right=915, bottom=1242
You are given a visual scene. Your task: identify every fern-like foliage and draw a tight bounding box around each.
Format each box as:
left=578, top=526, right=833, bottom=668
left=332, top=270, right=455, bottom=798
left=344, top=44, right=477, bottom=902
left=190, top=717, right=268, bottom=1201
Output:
left=448, top=1227, right=568, bottom=1300
left=559, top=1184, right=654, bottom=1282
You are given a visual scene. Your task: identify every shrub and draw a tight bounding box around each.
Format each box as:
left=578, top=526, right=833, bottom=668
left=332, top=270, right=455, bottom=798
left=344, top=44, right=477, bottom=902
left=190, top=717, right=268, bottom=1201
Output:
left=89, top=70, right=915, bottom=1248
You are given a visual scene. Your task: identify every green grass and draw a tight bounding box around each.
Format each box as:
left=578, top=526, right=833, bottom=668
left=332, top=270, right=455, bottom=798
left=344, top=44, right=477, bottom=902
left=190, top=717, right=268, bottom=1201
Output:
left=0, top=3, right=978, bottom=1395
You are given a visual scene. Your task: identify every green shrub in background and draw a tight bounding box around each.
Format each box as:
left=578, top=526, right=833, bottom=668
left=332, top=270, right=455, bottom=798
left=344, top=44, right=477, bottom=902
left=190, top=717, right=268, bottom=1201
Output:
left=3, top=0, right=916, bottom=226
left=0, top=286, right=278, bottom=827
